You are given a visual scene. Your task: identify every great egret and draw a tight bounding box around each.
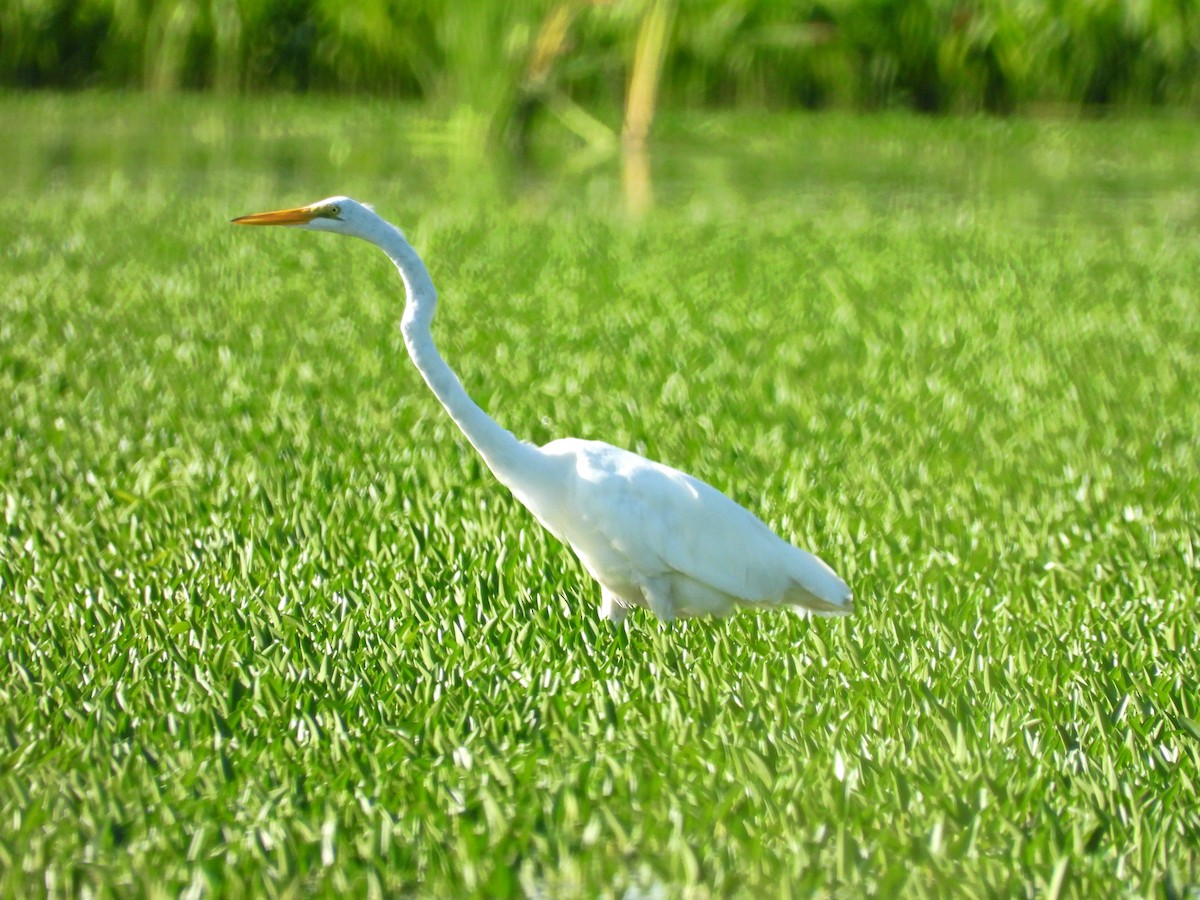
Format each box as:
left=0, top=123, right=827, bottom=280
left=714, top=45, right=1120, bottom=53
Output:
left=233, top=197, right=853, bottom=624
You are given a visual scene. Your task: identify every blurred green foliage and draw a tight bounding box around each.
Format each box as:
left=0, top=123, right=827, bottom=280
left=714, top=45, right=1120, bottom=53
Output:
left=2, top=0, right=1198, bottom=114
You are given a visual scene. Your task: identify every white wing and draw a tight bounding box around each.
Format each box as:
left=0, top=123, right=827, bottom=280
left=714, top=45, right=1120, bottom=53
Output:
left=533, top=439, right=852, bottom=617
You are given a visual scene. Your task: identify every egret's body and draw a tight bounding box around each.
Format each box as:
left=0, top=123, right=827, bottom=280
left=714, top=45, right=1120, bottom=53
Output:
left=234, top=197, right=853, bottom=623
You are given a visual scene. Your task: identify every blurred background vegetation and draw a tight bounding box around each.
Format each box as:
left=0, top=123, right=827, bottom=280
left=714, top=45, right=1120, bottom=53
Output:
left=3, top=0, right=1198, bottom=127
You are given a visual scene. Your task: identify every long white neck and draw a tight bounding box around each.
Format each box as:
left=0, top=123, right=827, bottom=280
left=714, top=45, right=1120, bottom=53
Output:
left=363, top=219, right=540, bottom=486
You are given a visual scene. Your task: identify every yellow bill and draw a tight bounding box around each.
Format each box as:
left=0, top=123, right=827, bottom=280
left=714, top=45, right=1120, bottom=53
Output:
left=231, top=205, right=319, bottom=226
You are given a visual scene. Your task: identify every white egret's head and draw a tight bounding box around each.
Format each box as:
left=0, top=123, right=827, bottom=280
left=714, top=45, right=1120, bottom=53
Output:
left=232, top=196, right=381, bottom=240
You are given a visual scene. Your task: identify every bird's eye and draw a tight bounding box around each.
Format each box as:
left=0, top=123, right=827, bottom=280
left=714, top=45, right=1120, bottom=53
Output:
left=328, top=205, right=341, bottom=218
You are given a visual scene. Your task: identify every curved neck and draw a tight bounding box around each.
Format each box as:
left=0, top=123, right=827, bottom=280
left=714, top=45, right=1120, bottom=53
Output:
left=367, top=221, right=539, bottom=485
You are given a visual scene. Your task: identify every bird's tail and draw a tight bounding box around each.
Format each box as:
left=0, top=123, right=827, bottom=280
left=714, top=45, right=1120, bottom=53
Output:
left=784, top=549, right=854, bottom=616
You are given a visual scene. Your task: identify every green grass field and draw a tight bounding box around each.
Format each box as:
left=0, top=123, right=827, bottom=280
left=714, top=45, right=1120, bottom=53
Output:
left=1, top=94, right=1198, bottom=896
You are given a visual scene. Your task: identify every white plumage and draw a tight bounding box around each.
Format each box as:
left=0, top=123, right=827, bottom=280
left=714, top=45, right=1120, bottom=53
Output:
left=234, top=197, right=853, bottom=624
